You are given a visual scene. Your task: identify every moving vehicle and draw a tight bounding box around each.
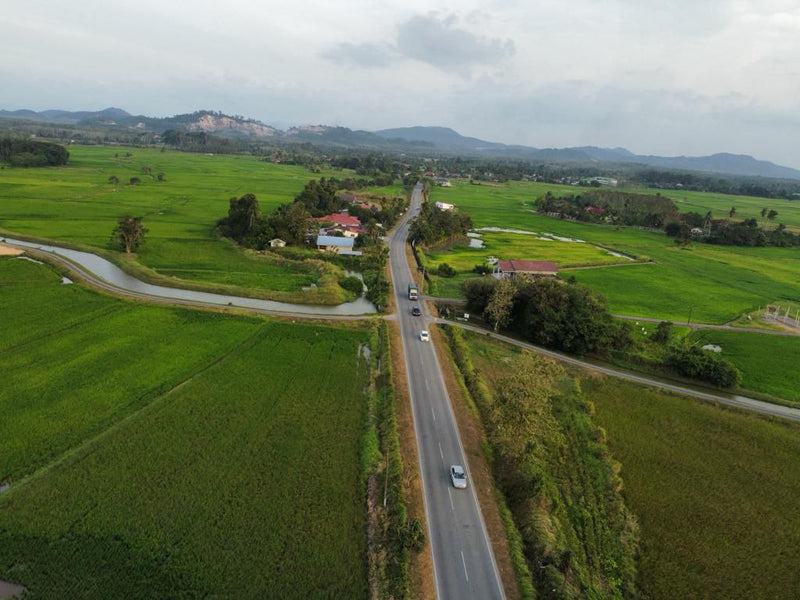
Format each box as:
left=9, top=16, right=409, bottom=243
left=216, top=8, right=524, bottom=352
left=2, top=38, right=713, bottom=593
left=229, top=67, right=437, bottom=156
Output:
left=411, top=306, right=421, bottom=316
left=450, top=465, right=467, bottom=489
left=419, top=330, right=430, bottom=342
left=408, top=284, right=419, bottom=300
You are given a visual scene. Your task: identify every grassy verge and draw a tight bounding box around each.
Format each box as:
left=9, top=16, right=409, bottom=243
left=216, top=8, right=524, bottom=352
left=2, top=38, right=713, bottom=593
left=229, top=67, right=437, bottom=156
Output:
left=441, top=326, right=639, bottom=599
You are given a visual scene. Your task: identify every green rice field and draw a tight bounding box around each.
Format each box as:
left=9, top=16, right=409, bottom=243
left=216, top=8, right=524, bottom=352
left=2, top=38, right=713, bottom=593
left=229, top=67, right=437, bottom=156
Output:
left=688, top=329, right=800, bottom=405
left=425, top=180, right=800, bottom=323
left=0, top=145, right=364, bottom=301
left=589, top=377, right=800, bottom=600
left=0, top=256, right=372, bottom=598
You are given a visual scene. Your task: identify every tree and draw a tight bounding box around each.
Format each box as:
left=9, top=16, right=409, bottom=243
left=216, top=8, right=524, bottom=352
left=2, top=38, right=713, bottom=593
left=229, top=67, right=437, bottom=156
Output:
left=768, top=209, right=778, bottom=221
left=108, top=175, right=119, bottom=184
left=761, top=207, right=768, bottom=218
left=729, top=206, right=736, bottom=218
left=485, top=277, right=516, bottom=332
left=129, top=177, right=141, bottom=186
left=112, top=216, right=148, bottom=253
left=226, top=193, right=261, bottom=241
left=652, top=321, right=673, bottom=343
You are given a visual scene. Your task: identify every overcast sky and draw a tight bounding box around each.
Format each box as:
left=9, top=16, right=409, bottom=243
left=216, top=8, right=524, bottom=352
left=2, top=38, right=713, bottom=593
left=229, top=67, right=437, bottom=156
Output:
left=2, top=0, right=800, bottom=167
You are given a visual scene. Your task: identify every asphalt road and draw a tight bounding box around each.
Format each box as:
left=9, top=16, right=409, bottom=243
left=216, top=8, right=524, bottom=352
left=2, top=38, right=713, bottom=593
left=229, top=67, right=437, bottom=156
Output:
left=388, top=184, right=505, bottom=600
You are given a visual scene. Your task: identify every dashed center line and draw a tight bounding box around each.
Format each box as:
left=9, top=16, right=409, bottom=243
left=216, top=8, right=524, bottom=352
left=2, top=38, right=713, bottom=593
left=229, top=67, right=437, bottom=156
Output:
left=438, top=442, right=444, bottom=459
left=448, top=488, right=455, bottom=511
left=461, top=550, right=469, bottom=582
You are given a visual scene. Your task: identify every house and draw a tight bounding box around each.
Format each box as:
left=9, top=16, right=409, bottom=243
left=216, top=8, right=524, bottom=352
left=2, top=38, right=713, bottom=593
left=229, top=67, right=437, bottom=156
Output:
left=435, top=201, right=454, bottom=211
left=494, top=259, right=559, bottom=278
left=436, top=178, right=452, bottom=187
left=316, top=213, right=361, bottom=229
left=585, top=206, right=606, bottom=216
left=315, top=235, right=361, bottom=256
left=690, top=227, right=705, bottom=237
left=337, top=193, right=357, bottom=204
left=268, top=238, right=286, bottom=248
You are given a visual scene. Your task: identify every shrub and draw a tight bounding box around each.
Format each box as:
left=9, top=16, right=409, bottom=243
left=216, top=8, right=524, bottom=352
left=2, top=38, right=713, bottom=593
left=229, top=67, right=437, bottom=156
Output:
left=667, top=346, right=742, bottom=387
left=339, top=275, right=363, bottom=296
left=436, top=262, right=457, bottom=278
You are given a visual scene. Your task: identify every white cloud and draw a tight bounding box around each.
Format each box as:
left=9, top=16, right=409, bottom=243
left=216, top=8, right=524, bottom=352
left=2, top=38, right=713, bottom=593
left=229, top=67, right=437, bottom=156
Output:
left=0, top=1, right=799, bottom=167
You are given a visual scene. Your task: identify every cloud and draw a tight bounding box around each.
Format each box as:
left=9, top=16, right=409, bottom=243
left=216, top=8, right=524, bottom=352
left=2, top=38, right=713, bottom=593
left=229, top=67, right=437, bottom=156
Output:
left=395, top=14, right=515, bottom=69
left=322, top=42, right=395, bottom=68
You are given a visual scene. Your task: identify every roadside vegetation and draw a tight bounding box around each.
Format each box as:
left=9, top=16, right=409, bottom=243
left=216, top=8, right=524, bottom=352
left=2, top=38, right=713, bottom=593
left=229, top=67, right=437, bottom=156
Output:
left=0, top=255, right=389, bottom=598
left=442, top=326, right=639, bottom=599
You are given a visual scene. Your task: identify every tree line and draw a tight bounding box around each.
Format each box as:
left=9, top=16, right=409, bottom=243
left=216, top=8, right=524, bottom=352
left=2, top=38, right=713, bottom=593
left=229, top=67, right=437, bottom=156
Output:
left=536, top=189, right=680, bottom=228
left=461, top=276, right=741, bottom=387
left=0, top=138, right=69, bottom=167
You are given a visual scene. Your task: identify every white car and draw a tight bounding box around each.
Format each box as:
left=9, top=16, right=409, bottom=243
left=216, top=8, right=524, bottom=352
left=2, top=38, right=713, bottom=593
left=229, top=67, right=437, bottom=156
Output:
left=419, top=330, right=430, bottom=342
left=450, top=465, right=467, bottom=489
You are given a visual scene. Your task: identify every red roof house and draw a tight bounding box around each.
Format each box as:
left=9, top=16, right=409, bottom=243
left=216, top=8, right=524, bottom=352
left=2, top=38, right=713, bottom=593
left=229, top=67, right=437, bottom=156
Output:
left=316, top=213, right=361, bottom=228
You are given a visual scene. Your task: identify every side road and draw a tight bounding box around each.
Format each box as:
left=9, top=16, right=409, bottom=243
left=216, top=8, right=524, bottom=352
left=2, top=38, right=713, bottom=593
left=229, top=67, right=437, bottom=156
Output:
left=435, top=318, right=800, bottom=423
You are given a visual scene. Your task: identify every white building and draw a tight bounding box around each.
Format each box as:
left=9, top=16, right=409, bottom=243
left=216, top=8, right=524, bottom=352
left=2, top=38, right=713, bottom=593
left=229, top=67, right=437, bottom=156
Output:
left=435, top=201, right=454, bottom=211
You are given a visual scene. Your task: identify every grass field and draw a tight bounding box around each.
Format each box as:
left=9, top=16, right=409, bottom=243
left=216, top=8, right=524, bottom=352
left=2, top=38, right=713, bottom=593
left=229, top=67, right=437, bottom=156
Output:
left=0, top=256, right=372, bottom=598
left=589, top=377, right=800, bottom=600
left=0, top=145, right=362, bottom=301
left=426, top=180, right=800, bottom=323
left=688, top=329, right=800, bottom=405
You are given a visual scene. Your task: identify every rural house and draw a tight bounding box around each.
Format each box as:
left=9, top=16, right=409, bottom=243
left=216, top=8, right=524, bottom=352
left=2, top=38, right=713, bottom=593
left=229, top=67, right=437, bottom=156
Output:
left=269, top=238, right=286, bottom=248
left=315, top=235, right=361, bottom=256
left=435, top=201, right=454, bottom=211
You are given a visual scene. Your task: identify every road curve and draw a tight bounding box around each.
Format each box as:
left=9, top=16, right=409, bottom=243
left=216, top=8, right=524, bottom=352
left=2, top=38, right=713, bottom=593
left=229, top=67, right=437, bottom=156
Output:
left=389, top=185, right=505, bottom=600
left=438, top=319, right=800, bottom=423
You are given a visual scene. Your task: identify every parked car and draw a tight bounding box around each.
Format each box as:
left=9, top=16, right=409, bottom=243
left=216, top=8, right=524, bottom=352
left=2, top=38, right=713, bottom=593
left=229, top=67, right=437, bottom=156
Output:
left=450, top=465, right=467, bottom=489
left=411, top=306, right=421, bottom=316
left=419, top=330, right=430, bottom=342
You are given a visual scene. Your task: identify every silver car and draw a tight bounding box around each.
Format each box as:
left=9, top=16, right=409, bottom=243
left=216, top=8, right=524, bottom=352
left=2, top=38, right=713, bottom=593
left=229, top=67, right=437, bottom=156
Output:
left=450, top=465, right=467, bottom=489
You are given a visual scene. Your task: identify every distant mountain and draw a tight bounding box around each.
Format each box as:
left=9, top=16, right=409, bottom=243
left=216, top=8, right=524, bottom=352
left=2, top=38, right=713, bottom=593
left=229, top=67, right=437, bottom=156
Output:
left=3, top=108, right=799, bottom=179
left=374, top=126, right=800, bottom=180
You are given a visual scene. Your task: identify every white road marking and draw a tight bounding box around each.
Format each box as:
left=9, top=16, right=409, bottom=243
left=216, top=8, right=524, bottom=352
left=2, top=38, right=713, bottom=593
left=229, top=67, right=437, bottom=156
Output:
left=448, top=488, right=455, bottom=511
left=461, top=550, right=470, bottom=582
left=424, top=377, right=430, bottom=390
left=438, top=442, right=444, bottom=459
left=431, top=405, right=436, bottom=422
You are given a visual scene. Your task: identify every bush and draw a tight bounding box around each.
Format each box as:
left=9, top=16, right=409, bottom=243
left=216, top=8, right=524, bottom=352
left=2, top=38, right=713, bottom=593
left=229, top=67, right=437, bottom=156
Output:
left=667, top=346, right=742, bottom=387
left=436, top=262, right=457, bottom=278
left=473, top=264, right=492, bottom=275
left=339, top=275, right=363, bottom=296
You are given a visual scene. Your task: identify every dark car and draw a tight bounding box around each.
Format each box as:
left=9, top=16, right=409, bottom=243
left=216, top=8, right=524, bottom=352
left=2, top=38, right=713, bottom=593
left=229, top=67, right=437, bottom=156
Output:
left=411, top=307, right=421, bottom=316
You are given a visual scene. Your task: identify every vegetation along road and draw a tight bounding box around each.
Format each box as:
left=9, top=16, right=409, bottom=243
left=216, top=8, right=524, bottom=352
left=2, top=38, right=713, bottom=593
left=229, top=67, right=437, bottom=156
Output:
left=439, top=319, right=800, bottom=423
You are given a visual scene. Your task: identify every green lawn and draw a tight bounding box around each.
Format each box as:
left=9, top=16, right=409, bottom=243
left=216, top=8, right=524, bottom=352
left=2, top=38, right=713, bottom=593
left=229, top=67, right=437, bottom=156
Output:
left=0, top=256, right=371, bottom=598
left=688, top=329, right=800, bottom=404
left=589, top=377, right=800, bottom=600
left=0, top=145, right=358, bottom=300
left=425, top=180, right=800, bottom=323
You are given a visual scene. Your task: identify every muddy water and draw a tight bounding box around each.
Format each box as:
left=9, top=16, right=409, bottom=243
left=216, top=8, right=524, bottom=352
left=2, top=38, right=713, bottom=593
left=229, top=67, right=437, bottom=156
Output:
left=3, top=237, right=377, bottom=316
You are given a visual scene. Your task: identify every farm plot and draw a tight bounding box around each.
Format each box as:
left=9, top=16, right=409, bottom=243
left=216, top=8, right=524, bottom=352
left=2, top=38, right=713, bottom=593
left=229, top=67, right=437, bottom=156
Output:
left=688, top=329, right=800, bottom=405
left=428, top=181, right=800, bottom=323
left=0, top=257, right=372, bottom=598
left=588, top=377, right=800, bottom=600
left=0, top=146, right=349, bottom=299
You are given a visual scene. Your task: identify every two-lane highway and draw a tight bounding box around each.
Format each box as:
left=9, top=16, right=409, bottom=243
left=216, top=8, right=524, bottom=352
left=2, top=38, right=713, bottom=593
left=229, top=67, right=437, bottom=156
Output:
left=388, top=184, right=505, bottom=599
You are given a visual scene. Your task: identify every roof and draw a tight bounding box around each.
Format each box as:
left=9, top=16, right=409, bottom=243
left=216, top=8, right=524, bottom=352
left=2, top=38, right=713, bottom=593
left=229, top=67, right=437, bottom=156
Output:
left=316, top=213, right=361, bottom=227
left=316, top=235, right=355, bottom=248
left=498, top=259, right=559, bottom=274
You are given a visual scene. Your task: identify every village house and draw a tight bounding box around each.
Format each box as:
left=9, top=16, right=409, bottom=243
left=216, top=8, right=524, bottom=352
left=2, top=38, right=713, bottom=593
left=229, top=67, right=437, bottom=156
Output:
left=268, top=238, right=286, bottom=248
left=434, top=201, right=454, bottom=211
left=494, top=259, right=559, bottom=278
left=315, top=235, right=362, bottom=256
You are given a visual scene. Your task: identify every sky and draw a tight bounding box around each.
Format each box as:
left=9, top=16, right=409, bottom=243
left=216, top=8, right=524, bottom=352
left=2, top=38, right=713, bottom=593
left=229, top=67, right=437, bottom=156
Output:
left=2, top=0, right=800, bottom=167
